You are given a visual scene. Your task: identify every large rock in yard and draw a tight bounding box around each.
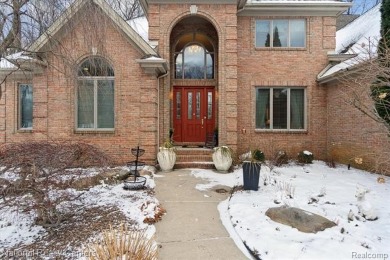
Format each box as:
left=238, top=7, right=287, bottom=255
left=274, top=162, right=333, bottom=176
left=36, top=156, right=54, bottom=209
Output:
left=265, top=206, right=336, bottom=233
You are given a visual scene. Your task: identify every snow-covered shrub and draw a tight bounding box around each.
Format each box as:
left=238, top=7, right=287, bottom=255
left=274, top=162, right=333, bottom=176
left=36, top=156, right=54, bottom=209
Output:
left=87, top=224, right=157, bottom=260
left=355, top=185, right=378, bottom=221
left=297, top=150, right=314, bottom=164
left=271, top=150, right=289, bottom=167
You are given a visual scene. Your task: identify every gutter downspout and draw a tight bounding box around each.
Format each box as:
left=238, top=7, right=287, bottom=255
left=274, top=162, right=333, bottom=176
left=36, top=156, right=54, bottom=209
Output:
left=157, top=71, right=169, bottom=157
left=316, top=64, right=333, bottom=83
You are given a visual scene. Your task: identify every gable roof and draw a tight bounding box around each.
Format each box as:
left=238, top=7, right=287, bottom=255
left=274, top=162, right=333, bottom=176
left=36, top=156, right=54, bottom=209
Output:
left=317, top=3, right=381, bottom=83
left=336, top=14, right=359, bottom=30
left=29, top=0, right=158, bottom=57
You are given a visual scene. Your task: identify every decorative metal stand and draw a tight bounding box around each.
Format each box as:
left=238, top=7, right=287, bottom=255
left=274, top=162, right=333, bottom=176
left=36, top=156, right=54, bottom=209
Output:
left=123, top=146, right=147, bottom=190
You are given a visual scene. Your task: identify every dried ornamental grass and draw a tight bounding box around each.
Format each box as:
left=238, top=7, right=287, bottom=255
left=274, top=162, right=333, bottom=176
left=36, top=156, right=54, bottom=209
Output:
left=87, top=224, right=157, bottom=260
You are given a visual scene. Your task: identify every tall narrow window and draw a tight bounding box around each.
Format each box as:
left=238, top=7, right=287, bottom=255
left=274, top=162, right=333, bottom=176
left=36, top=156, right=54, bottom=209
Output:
left=19, top=84, right=33, bottom=129
left=207, top=91, right=213, bottom=119
left=188, top=92, right=193, bottom=120
left=256, top=87, right=306, bottom=130
left=196, top=91, right=201, bottom=119
left=273, top=88, right=288, bottom=129
left=77, top=57, right=115, bottom=130
left=176, top=92, right=181, bottom=119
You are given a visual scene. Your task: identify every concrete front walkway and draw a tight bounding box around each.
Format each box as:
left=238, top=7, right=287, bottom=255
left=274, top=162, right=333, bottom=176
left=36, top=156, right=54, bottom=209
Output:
left=154, top=169, right=247, bottom=260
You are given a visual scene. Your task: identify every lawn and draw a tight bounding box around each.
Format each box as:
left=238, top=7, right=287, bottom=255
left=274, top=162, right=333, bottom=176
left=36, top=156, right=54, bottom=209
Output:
left=192, top=161, right=390, bottom=260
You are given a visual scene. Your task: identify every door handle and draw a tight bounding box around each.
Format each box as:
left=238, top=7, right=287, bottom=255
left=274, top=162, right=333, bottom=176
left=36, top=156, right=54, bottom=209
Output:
left=201, top=118, right=204, bottom=125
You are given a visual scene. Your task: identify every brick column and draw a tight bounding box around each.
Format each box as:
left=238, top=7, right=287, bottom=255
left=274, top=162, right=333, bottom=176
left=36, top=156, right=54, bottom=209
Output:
left=0, top=82, right=6, bottom=143
left=221, top=5, right=238, bottom=150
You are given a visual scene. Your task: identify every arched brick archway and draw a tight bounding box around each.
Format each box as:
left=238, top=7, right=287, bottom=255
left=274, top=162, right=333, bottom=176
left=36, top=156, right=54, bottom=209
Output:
left=169, top=16, right=219, bottom=145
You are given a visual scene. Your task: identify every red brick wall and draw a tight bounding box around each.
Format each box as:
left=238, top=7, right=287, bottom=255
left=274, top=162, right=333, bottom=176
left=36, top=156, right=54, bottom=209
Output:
left=1, top=5, right=158, bottom=164
left=236, top=16, right=335, bottom=160
left=148, top=3, right=239, bottom=150
left=326, top=79, right=390, bottom=175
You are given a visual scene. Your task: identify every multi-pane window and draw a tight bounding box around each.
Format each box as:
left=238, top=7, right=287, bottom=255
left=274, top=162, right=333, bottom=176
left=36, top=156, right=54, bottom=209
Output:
left=256, top=88, right=306, bottom=130
left=18, top=84, right=33, bottom=129
left=77, top=57, right=114, bottom=130
left=175, top=43, right=214, bottom=79
left=255, top=19, right=306, bottom=48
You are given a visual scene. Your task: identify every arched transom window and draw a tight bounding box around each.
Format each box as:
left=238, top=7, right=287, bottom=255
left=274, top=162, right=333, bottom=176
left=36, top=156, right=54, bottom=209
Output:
left=77, top=56, right=115, bottom=130
left=175, top=43, right=214, bottom=79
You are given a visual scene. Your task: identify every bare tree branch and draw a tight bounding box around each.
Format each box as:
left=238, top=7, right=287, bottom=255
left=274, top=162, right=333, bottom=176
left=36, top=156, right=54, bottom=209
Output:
left=337, top=37, right=390, bottom=136
left=0, top=0, right=143, bottom=99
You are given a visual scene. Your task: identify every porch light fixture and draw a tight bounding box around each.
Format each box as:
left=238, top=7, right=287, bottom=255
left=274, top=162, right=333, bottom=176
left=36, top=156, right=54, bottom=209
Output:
left=190, top=5, right=198, bottom=15
left=188, top=45, right=202, bottom=53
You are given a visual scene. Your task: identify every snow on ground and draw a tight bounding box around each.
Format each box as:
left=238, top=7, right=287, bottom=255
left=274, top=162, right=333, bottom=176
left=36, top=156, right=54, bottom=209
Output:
left=0, top=168, right=159, bottom=257
left=192, top=167, right=242, bottom=190
left=76, top=177, right=158, bottom=232
left=192, top=161, right=390, bottom=260
left=0, top=204, right=45, bottom=250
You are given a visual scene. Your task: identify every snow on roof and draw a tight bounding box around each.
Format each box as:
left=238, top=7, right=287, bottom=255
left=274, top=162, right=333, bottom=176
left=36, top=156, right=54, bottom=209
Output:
left=247, top=0, right=347, bottom=3
left=0, top=52, right=32, bottom=69
left=144, top=56, right=164, bottom=61
left=128, top=16, right=149, bottom=43
left=336, top=4, right=381, bottom=54
left=319, top=3, right=381, bottom=80
left=0, top=59, right=16, bottom=69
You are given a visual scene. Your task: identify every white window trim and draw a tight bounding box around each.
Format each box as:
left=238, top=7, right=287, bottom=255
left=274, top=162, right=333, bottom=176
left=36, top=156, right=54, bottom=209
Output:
left=18, top=83, right=33, bottom=130
left=76, top=76, right=115, bottom=132
left=255, top=87, right=307, bottom=132
left=255, top=19, right=306, bottom=48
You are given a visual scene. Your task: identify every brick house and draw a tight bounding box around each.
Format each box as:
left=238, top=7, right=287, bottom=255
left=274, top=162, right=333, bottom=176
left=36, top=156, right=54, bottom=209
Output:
left=1, top=0, right=388, bottom=173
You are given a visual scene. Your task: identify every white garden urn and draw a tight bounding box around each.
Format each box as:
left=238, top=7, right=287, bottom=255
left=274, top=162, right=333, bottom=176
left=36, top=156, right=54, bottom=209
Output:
left=212, top=146, right=232, bottom=172
left=157, top=147, right=176, bottom=172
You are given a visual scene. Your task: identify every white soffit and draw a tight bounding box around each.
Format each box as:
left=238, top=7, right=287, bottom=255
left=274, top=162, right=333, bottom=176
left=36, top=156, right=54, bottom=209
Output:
left=238, top=1, right=352, bottom=16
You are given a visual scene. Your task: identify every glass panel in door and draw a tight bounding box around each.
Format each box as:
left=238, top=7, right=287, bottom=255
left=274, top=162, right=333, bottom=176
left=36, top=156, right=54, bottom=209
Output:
left=188, top=92, right=193, bottom=120
left=196, top=91, right=201, bottom=119
left=207, top=91, right=213, bottom=119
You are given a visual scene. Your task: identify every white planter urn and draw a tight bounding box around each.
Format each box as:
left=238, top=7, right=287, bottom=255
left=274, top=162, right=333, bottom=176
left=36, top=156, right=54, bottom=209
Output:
left=157, top=147, right=176, bottom=172
left=212, top=146, right=232, bottom=172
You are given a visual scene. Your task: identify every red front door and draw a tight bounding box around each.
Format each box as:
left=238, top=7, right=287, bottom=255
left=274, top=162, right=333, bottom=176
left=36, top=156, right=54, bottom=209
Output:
left=173, top=87, right=215, bottom=143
